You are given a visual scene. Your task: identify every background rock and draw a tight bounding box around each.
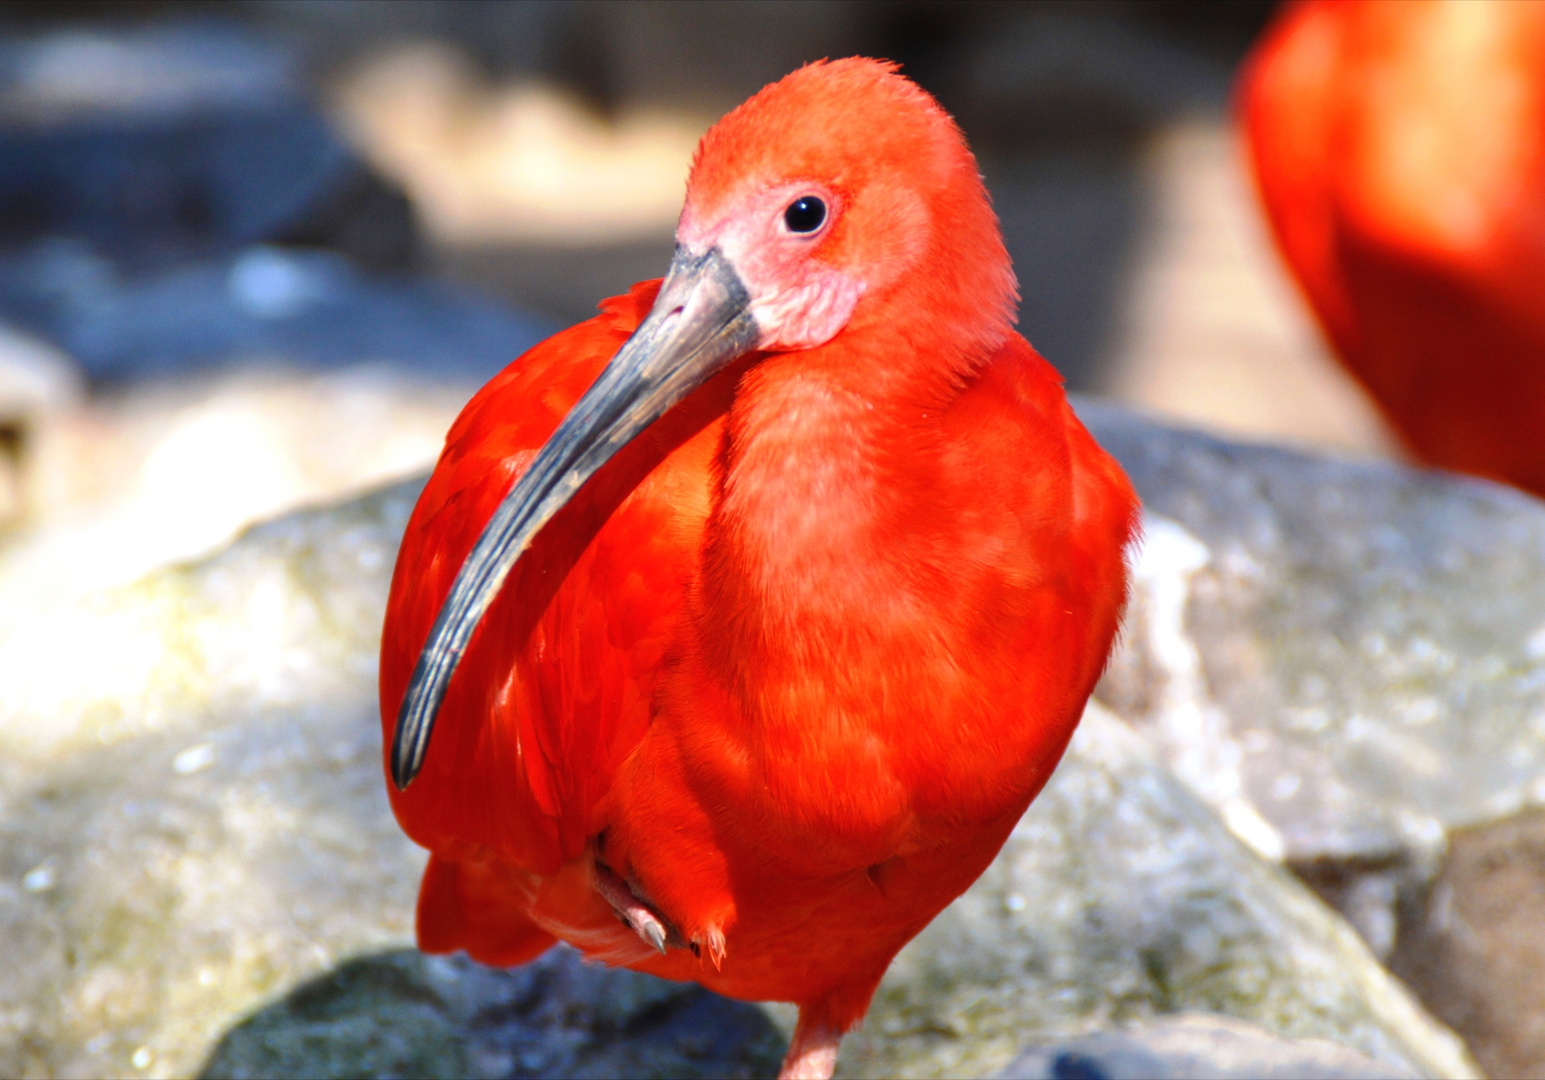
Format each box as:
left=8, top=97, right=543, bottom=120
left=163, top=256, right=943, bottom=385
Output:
left=0, top=365, right=476, bottom=614
left=328, top=44, right=708, bottom=247
left=998, top=1013, right=1417, bottom=1080
left=835, top=705, right=1472, bottom=1080
left=0, top=479, right=423, bottom=1080
left=1080, top=400, right=1545, bottom=957
left=1102, top=123, right=1399, bottom=458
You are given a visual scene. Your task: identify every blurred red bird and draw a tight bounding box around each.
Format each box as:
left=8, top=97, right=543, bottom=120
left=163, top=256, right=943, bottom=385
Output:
left=380, top=59, right=1136, bottom=1079
left=1241, top=0, right=1545, bottom=494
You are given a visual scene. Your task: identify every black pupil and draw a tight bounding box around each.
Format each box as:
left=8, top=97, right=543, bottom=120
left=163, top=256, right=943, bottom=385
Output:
left=784, top=196, right=826, bottom=233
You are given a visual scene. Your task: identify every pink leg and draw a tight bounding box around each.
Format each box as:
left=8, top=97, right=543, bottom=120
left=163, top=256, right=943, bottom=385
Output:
left=779, top=1010, right=842, bottom=1080
left=593, top=862, right=674, bottom=955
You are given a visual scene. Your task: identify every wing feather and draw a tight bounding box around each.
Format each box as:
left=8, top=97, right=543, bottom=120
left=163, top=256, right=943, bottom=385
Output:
left=380, top=281, right=724, bottom=874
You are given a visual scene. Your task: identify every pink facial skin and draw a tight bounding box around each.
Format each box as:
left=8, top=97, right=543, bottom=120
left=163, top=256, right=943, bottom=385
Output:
left=677, top=182, right=867, bottom=353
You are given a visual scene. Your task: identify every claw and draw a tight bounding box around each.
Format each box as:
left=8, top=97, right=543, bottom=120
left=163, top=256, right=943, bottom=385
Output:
left=594, top=861, right=674, bottom=955
left=641, top=916, right=667, bottom=955
left=687, top=923, right=728, bottom=969
left=705, top=924, right=727, bottom=969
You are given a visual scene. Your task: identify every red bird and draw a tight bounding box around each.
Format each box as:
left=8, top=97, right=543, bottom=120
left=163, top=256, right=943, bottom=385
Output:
left=380, top=59, right=1136, bottom=1079
left=1241, top=0, right=1545, bottom=494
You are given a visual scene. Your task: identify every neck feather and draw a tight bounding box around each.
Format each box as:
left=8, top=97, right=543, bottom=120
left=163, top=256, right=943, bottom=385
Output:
left=693, top=322, right=990, bottom=689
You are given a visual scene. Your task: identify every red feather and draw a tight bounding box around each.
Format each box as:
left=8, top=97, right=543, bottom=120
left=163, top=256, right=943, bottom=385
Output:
left=1241, top=0, right=1545, bottom=493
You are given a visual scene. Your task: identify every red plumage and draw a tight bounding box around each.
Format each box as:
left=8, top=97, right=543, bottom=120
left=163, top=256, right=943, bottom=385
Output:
left=1241, top=0, right=1545, bottom=494
left=380, top=59, right=1136, bottom=1076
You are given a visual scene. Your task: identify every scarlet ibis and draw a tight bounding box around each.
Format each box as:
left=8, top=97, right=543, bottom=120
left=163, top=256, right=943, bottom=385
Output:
left=1241, top=0, right=1545, bottom=494
left=380, top=58, right=1137, bottom=1079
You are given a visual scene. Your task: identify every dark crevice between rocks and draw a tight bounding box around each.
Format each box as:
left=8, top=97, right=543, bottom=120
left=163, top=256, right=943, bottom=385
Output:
left=1385, top=808, right=1545, bottom=1080
left=1290, top=852, right=1419, bottom=964
left=1290, top=810, right=1545, bottom=1080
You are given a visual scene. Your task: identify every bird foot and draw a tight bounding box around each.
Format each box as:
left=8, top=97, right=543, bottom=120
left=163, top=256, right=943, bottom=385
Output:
left=594, top=862, right=683, bottom=955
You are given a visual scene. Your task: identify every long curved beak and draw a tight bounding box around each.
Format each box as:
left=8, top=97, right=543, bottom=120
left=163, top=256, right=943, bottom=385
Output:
left=391, top=247, right=759, bottom=790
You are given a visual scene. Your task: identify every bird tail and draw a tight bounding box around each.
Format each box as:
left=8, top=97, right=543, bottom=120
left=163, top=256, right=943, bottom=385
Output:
left=416, top=853, right=557, bottom=967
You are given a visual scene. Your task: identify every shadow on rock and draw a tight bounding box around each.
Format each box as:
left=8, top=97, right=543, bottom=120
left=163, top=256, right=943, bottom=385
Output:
left=198, top=946, right=785, bottom=1080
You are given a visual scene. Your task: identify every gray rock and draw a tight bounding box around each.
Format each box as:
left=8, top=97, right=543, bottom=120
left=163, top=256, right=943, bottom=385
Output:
left=0, top=363, right=476, bottom=612
left=0, top=478, right=425, bottom=1079
left=998, top=1013, right=1417, bottom=1080
left=833, top=706, right=1474, bottom=1080
left=0, top=409, right=1484, bottom=1079
left=1079, top=401, right=1545, bottom=947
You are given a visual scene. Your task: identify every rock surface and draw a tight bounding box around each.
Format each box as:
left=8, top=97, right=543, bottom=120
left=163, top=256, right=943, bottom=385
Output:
left=1388, top=808, right=1545, bottom=1080
left=998, top=1013, right=1417, bottom=1080
left=2, top=366, right=474, bottom=604
left=835, top=705, right=1471, bottom=1080
left=0, top=443, right=1480, bottom=1078
left=0, top=479, right=425, bottom=1080
left=1081, top=400, right=1545, bottom=954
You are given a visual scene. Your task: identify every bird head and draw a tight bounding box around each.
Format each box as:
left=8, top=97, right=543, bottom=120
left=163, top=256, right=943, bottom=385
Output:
left=392, top=59, right=1015, bottom=789
left=678, top=57, right=1016, bottom=357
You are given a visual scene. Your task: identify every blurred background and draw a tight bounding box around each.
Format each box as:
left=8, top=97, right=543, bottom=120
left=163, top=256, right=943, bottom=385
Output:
left=0, top=0, right=1404, bottom=623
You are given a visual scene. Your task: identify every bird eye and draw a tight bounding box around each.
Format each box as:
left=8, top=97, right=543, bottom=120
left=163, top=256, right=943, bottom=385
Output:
left=783, top=196, right=827, bottom=234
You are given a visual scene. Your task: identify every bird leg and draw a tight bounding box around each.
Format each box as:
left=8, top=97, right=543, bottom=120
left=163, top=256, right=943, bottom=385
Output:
left=593, top=861, right=683, bottom=955
left=779, top=1011, right=842, bottom=1080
